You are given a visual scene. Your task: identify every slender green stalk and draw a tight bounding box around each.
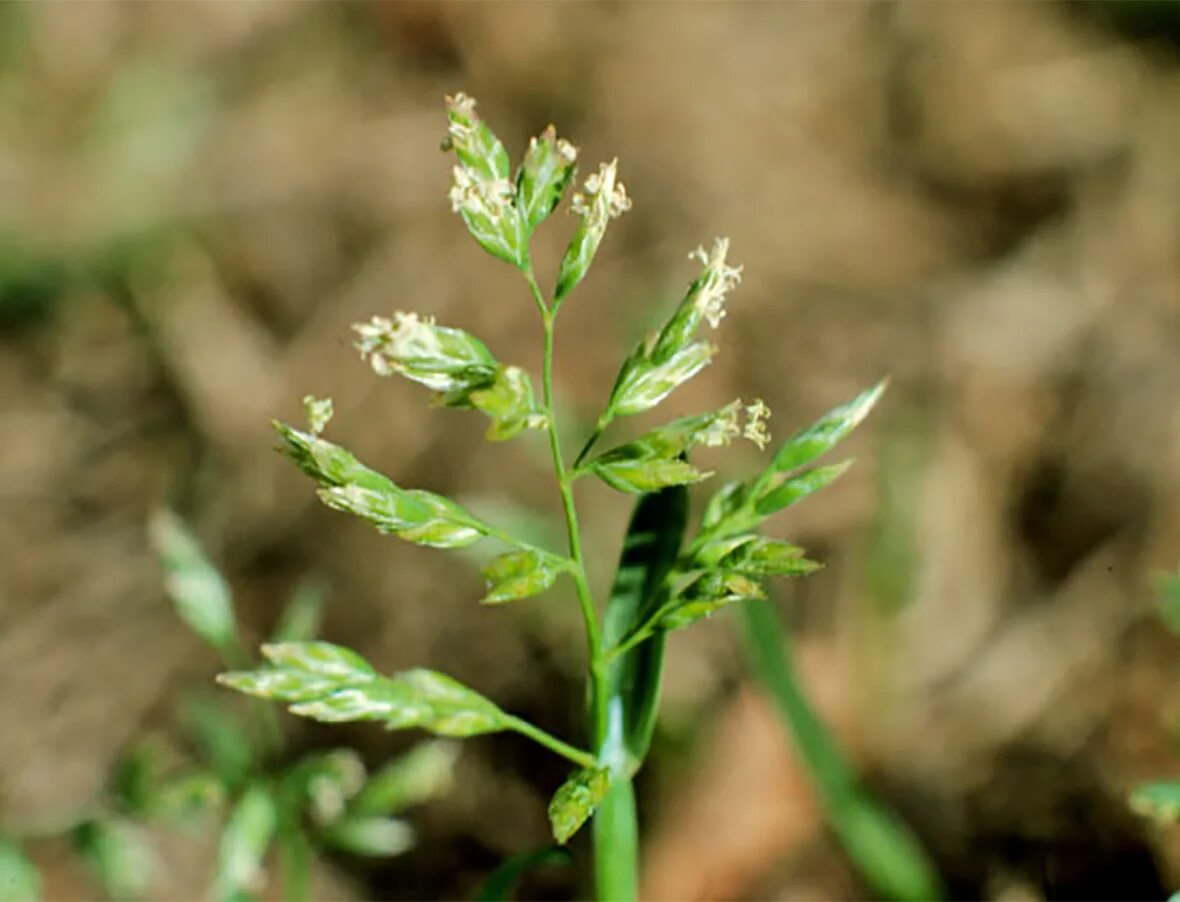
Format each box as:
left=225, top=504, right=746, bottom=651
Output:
left=593, top=779, right=638, bottom=901
left=504, top=716, right=598, bottom=771
left=524, top=267, right=602, bottom=665
left=573, top=416, right=610, bottom=468
left=601, top=630, right=647, bottom=665
left=522, top=265, right=631, bottom=900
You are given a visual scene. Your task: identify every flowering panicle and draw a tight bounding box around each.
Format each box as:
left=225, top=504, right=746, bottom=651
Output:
left=579, top=399, right=772, bottom=495
left=448, top=167, right=514, bottom=220
left=743, top=399, right=771, bottom=450
left=354, top=313, right=495, bottom=393
left=443, top=93, right=479, bottom=156
left=555, top=159, right=632, bottom=303
left=304, top=395, right=334, bottom=436
left=443, top=93, right=525, bottom=267
left=516, top=126, right=579, bottom=236
left=688, top=238, right=743, bottom=329
left=601, top=237, right=743, bottom=421
left=352, top=312, right=542, bottom=442
left=220, top=92, right=894, bottom=857
left=570, top=160, right=632, bottom=228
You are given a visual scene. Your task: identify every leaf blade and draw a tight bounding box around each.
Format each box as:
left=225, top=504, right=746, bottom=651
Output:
left=547, top=767, right=610, bottom=845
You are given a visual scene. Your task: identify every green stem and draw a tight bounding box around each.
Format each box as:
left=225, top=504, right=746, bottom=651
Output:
left=523, top=268, right=603, bottom=676
left=574, top=415, right=611, bottom=468
left=602, top=628, right=651, bottom=665
left=505, top=716, right=598, bottom=770
left=522, top=265, right=622, bottom=899
left=593, top=778, right=638, bottom=901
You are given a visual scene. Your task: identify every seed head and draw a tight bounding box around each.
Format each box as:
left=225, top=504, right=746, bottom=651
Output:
left=556, top=138, right=578, bottom=164
left=354, top=312, right=444, bottom=380
left=743, top=399, right=771, bottom=449
left=303, top=395, right=334, bottom=436
left=688, top=238, right=743, bottom=329
left=448, top=165, right=514, bottom=219
left=698, top=401, right=742, bottom=447
left=444, top=92, right=479, bottom=154
left=571, top=159, right=631, bottom=227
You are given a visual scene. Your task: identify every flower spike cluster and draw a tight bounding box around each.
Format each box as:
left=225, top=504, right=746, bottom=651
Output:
left=571, top=160, right=632, bottom=228
left=448, top=166, right=513, bottom=220
left=555, top=159, right=632, bottom=302
left=353, top=312, right=543, bottom=441
left=743, top=399, right=771, bottom=450
left=688, top=237, right=743, bottom=329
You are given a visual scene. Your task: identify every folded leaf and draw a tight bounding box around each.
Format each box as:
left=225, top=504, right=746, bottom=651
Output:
left=722, top=537, right=821, bottom=577
left=608, top=341, right=714, bottom=417
left=261, top=642, right=375, bottom=680
left=276, top=423, right=492, bottom=550
left=700, top=480, right=748, bottom=532
left=754, top=460, right=853, bottom=518
left=589, top=457, right=710, bottom=495
left=460, top=365, right=545, bottom=441
left=584, top=405, right=751, bottom=493
left=769, top=381, right=885, bottom=474
left=220, top=646, right=510, bottom=740
left=482, top=548, right=565, bottom=603
left=658, top=572, right=765, bottom=631
left=548, top=767, right=610, bottom=844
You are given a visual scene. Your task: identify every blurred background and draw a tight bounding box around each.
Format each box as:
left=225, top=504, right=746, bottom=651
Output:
left=5, top=1, right=1180, bottom=898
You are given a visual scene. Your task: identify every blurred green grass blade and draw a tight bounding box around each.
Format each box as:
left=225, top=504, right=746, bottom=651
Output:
left=476, top=845, right=571, bottom=901
left=73, top=817, right=156, bottom=901
left=348, top=740, right=459, bottom=818
left=182, top=693, right=256, bottom=789
left=737, top=598, right=941, bottom=901
left=1156, top=569, right=1180, bottom=635
left=150, top=510, right=240, bottom=660
left=276, top=828, right=313, bottom=902
left=1131, top=780, right=1180, bottom=824
left=271, top=581, right=325, bottom=644
left=318, top=817, right=415, bottom=857
left=212, top=783, right=277, bottom=902
left=0, top=835, right=41, bottom=902
left=595, top=484, right=688, bottom=902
